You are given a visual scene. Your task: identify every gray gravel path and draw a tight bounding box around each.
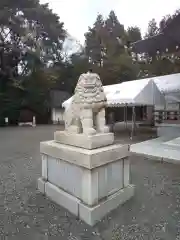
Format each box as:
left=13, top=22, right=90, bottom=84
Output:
left=0, top=125, right=180, bottom=239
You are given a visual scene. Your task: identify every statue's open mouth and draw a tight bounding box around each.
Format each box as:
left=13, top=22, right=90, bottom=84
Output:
left=83, top=84, right=95, bottom=88
left=83, top=87, right=97, bottom=93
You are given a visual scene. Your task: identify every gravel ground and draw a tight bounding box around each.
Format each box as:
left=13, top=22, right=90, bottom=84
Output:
left=0, top=125, right=180, bottom=239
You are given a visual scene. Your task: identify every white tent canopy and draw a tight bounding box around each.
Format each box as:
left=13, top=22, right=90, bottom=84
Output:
left=62, top=78, right=165, bottom=109
left=144, top=73, right=180, bottom=94
left=105, top=79, right=165, bottom=107
left=148, top=73, right=180, bottom=108
left=62, top=96, right=73, bottom=109
left=165, top=93, right=180, bottom=103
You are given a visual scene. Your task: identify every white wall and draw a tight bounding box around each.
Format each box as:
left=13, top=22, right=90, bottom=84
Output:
left=51, top=108, right=65, bottom=123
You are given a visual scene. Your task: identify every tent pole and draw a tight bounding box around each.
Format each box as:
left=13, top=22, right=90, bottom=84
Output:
left=131, top=106, right=135, bottom=140
left=124, top=104, right=127, bottom=129
left=111, top=108, right=115, bottom=132
left=134, top=106, right=136, bottom=135
left=164, top=93, right=166, bottom=122
left=124, top=105, right=125, bottom=127
left=125, top=104, right=127, bottom=129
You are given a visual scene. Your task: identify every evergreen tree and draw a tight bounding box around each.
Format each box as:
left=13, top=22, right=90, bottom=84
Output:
left=127, top=26, right=142, bottom=43
left=85, top=14, right=105, bottom=66
left=84, top=11, right=139, bottom=85
left=145, top=18, right=159, bottom=38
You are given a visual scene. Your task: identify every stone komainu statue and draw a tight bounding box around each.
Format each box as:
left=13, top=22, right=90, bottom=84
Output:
left=64, top=72, right=109, bottom=135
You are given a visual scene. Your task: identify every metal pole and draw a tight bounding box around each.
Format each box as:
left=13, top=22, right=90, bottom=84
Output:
left=124, top=105, right=127, bottom=129
left=125, top=104, right=128, bottom=129
left=163, top=93, right=167, bottom=122
left=134, top=106, right=136, bottom=136
left=124, top=105, right=125, bottom=127
left=130, top=106, right=135, bottom=140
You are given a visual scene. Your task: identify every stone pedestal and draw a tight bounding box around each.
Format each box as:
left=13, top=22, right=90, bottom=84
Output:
left=38, top=131, right=134, bottom=226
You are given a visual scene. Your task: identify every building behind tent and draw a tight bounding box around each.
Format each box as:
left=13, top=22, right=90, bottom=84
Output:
left=50, top=90, right=71, bottom=124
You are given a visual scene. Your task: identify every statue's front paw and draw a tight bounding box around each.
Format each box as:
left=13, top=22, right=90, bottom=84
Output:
left=100, top=126, right=109, bottom=133
left=68, top=125, right=81, bottom=134
left=84, top=128, right=96, bottom=135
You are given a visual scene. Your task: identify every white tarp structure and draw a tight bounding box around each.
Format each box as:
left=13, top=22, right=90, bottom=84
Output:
left=149, top=73, right=180, bottom=110
left=62, top=96, right=73, bottom=109
left=104, top=79, right=165, bottom=107
left=152, top=73, right=180, bottom=93
left=62, top=78, right=165, bottom=109
left=164, top=93, right=180, bottom=103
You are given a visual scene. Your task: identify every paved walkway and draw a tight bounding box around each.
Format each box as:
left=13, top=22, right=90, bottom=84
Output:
left=131, top=135, right=180, bottom=163
left=0, top=126, right=180, bottom=239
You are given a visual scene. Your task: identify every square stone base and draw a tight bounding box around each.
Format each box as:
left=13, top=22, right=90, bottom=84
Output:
left=39, top=137, right=133, bottom=225
left=54, top=131, right=114, bottom=149
left=37, top=178, right=134, bottom=226
left=40, top=140, right=129, bottom=169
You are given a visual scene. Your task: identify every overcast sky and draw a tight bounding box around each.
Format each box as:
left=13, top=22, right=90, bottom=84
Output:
left=40, top=0, right=180, bottom=44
